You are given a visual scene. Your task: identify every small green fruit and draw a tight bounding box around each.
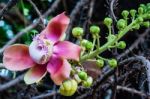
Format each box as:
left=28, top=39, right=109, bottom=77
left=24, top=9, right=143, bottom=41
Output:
left=96, top=59, right=104, bottom=68
left=117, top=41, right=126, bottom=49
left=108, top=59, right=117, bottom=68
left=72, top=27, right=84, bottom=38
left=90, top=25, right=100, bottom=35
left=78, top=71, right=88, bottom=80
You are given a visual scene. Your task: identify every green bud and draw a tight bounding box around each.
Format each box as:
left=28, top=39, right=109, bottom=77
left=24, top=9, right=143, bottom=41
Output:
left=138, top=7, right=144, bottom=14
left=107, top=34, right=116, bottom=42
left=142, top=21, right=150, bottom=28
left=117, top=41, right=126, bottom=49
left=85, top=41, right=93, bottom=50
left=136, top=17, right=143, bottom=23
left=117, top=19, right=127, bottom=30
left=121, top=10, right=129, bottom=19
left=82, top=76, right=93, bottom=87
left=96, top=59, right=104, bottom=68
left=130, top=9, right=137, bottom=17
left=72, top=27, right=84, bottom=38
left=59, top=79, right=78, bottom=96
left=147, top=14, right=150, bottom=19
left=90, top=25, right=100, bottom=35
left=81, top=39, right=88, bottom=46
left=133, top=24, right=140, bottom=30
left=108, top=59, right=117, bottom=68
left=78, top=71, right=87, bottom=80
left=104, top=17, right=113, bottom=27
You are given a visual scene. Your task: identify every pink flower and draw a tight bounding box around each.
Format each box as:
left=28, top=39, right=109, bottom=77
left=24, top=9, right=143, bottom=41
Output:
left=3, top=12, right=81, bottom=85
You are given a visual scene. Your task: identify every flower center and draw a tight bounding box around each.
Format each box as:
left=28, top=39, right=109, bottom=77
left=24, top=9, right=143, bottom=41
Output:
left=29, top=34, right=53, bottom=64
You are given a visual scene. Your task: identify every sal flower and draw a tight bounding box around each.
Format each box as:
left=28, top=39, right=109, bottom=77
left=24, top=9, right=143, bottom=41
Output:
left=3, top=12, right=81, bottom=85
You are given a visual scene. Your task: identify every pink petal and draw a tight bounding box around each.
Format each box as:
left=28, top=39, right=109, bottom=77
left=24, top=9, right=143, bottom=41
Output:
left=24, top=64, right=47, bottom=84
left=47, top=56, right=71, bottom=85
left=41, top=12, right=70, bottom=43
left=3, top=44, right=35, bottom=71
left=53, top=41, right=81, bottom=61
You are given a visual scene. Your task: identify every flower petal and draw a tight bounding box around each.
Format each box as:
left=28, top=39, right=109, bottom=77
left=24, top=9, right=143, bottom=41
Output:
left=24, top=64, right=47, bottom=84
left=47, top=56, right=71, bottom=85
left=3, top=44, right=35, bottom=71
left=41, top=12, right=70, bottom=43
left=53, top=41, right=81, bottom=61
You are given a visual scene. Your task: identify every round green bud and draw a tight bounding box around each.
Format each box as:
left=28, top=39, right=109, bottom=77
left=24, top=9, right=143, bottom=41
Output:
left=138, top=7, right=144, bottom=14
left=59, top=79, right=78, bottom=96
left=117, top=19, right=127, bottom=30
left=90, top=25, right=100, bottom=35
left=108, top=59, right=117, bottom=68
left=78, top=71, right=87, bottom=80
left=130, top=9, right=137, bottom=17
left=133, top=24, right=140, bottom=30
left=72, top=27, right=84, bottom=38
left=104, top=17, right=113, bottom=27
left=85, top=41, right=93, bottom=50
left=96, top=59, right=104, bottom=68
left=136, top=17, right=143, bottom=23
left=117, top=41, right=126, bottom=49
left=142, top=21, right=150, bottom=28
left=82, top=76, right=93, bottom=87
left=121, top=10, right=129, bottom=18
left=107, top=34, right=116, bottom=42
left=81, top=39, right=88, bottom=46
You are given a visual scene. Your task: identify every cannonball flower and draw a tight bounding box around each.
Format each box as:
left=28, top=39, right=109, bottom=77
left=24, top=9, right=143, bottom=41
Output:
left=3, top=12, right=81, bottom=85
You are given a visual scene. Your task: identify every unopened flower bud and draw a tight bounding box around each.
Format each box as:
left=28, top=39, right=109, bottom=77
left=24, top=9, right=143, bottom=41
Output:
left=96, top=59, right=104, bottom=68
left=108, top=59, right=117, bottom=68
left=134, top=24, right=140, bottom=30
left=136, top=17, right=143, bottom=23
left=138, top=7, right=144, bottom=14
left=130, top=9, right=137, bottom=17
left=83, top=41, right=93, bottom=50
left=117, top=41, right=126, bottom=49
left=117, top=19, right=127, bottom=30
left=122, top=10, right=129, bottom=19
left=82, top=76, right=93, bottom=87
left=78, top=71, right=87, bottom=80
left=142, top=21, right=150, bottom=27
left=90, top=25, right=100, bottom=35
left=72, top=27, right=84, bottom=38
left=104, top=17, right=113, bottom=27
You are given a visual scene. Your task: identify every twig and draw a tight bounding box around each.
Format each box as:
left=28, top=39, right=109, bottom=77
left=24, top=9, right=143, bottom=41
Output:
left=0, top=74, right=24, bottom=91
left=117, top=85, right=149, bottom=98
left=27, top=0, right=45, bottom=28
left=31, top=91, right=58, bottom=99
left=77, top=55, right=150, bottom=98
left=0, top=0, right=18, bottom=18
left=0, top=0, right=61, bottom=54
left=110, top=0, right=117, bottom=22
